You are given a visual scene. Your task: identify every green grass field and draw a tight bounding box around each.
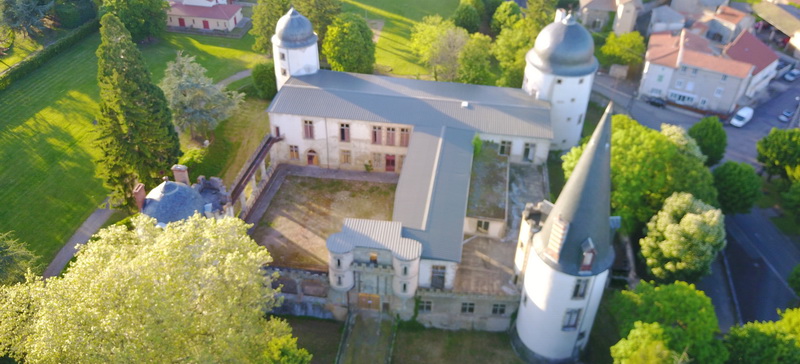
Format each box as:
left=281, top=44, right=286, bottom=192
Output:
left=342, top=0, right=458, bottom=76
left=0, top=28, right=70, bottom=71
left=0, top=31, right=265, bottom=269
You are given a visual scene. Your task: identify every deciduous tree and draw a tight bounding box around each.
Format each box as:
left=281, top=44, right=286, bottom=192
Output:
left=713, top=161, right=761, bottom=215
left=688, top=116, right=727, bottom=166
left=757, top=128, right=800, bottom=180
left=410, top=16, right=468, bottom=81
left=610, top=322, right=682, bottom=364
left=490, top=0, right=521, bottom=35
left=0, top=215, right=311, bottom=363
left=1, top=0, right=52, bottom=38
left=598, top=31, right=645, bottom=67
left=452, top=3, right=479, bottom=33
left=322, top=13, right=375, bottom=74
left=456, top=32, right=492, bottom=85
left=95, top=14, right=181, bottom=209
left=563, top=114, right=718, bottom=233
left=159, top=51, right=244, bottom=139
left=294, top=0, right=341, bottom=48
left=522, top=0, right=555, bottom=36
left=252, top=60, right=278, bottom=99
left=0, top=232, right=39, bottom=285
left=492, top=18, right=534, bottom=87
left=725, top=312, right=800, bottom=364
left=250, top=0, right=291, bottom=54
left=783, top=182, right=800, bottom=222
left=640, top=192, right=726, bottom=282
left=610, top=281, right=728, bottom=364
left=661, top=123, right=706, bottom=164
left=100, top=0, right=167, bottom=42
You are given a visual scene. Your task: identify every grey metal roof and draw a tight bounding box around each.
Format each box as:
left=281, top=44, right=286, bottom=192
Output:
left=273, top=8, right=317, bottom=49
left=142, top=181, right=206, bottom=224
left=651, top=5, right=684, bottom=24
left=268, top=70, right=552, bottom=139
left=534, top=103, right=614, bottom=275
left=326, top=218, right=422, bottom=261
left=526, top=14, right=599, bottom=77
left=394, top=126, right=475, bottom=262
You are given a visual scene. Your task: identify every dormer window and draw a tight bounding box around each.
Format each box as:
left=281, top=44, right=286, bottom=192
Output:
left=580, top=238, right=596, bottom=274
left=545, top=216, right=569, bottom=262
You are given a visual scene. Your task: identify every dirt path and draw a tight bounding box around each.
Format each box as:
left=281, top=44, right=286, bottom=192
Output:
left=217, top=69, right=252, bottom=88
left=44, top=201, right=114, bottom=278
left=368, top=19, right=385, bottom=43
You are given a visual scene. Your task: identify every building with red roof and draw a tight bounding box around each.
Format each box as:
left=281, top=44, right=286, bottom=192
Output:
left=167, top=0, right=243, bottom=32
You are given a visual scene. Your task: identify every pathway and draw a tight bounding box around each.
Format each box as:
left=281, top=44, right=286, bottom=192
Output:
left=43, top=203, right=115, bottom=278
left=216, top=69, right=252, bottom=89
left=336, top=311, right=396, bottom=364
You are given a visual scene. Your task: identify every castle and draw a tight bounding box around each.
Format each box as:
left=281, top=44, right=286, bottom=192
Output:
left=262, top=8, right=616, bottom=363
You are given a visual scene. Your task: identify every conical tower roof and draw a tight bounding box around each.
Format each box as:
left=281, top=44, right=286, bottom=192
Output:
left=274, top=8, right=317, bottom=49
left=534, top=103, right=614, bottom=275
left=526, top=13, right=598, bottom=77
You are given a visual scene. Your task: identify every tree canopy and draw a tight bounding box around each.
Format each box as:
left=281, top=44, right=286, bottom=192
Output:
left=250, top=0, right=291, bottom=54
left=724, top=309, right=800, bottom=364
left=410, top=15, right=468, bottom=81
left=253, top=61, right=278, bottom=99
left=563, top=115, right=718, bottom=233
left=452, top=3, right=480, bottom=34
left=100, top=0, right=167, bottom=42
left=294, top=0, right=341, bottom=49
left=661, top=123, right=706, bottom=164
left=492, top=18, right=534, bottom=87
left=0, top=215, right=311, bottom=363
left=790, top=264, right=800, bottom=297
left=610, top=322, right=683, bottom=364
left=0, top=232, right=39, bottom=286
left=159, top=51, right=244, bottom=139
left=688, top=116, right=727, bottom=166
left=322, top=13, right=375, bottom=74
left=640, top=192, right=726, bottom=282
left=757, top=128, right=800, bottom=180
left=1, top=0, right=52, bottom=37
left=456, top=32, right=493, bottom=85
left=598, top=31, right=645, bottom=68
left=713, top=161, right=761, bottom=215
left=490, top=0, right=521, bottom=35
left=610, top=281, right=728, bottom=364
left=95, top=13, right=181, bottom=209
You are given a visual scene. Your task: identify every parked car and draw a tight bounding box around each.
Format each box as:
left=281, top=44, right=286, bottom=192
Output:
left=646, top=96, right=666, bottom=108
left=784, top=69, right=800, bottom=81
left=779, top=109, right=794, bottom=122
left=730, top=107, right=754, bottom=127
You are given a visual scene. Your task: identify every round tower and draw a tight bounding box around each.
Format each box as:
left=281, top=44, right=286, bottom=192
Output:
left=522, top=13, right=598, bottom=150
left=512, top=104, right=615, bottom=363
left=272, top=8, right=320, bottom=90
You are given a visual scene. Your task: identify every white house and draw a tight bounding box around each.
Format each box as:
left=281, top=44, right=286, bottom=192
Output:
left=166, top=0, right=243, bottom=32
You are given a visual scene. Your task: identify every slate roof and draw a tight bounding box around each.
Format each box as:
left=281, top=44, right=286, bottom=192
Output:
left=753, top=2, right=800, bottom=36
left=268, top=70, right=552, bottom=139
left=647, top=30, right=753, bottom=78
left=724, top=31, right=778, bottom=75
left=534, top=103, right=614, bottom=276
left=327, top=219, right=422, bottom=261
left=167, top=2, right=241, bottom=20
left=273, top=8, right=317, bottom=49
left=651, top=5, right=685, bottom=25
left=526, top=14, right=599, bottom=77
left=142, top=181, right=207, bottom=224
left=393, top=126, right=475, bottom=262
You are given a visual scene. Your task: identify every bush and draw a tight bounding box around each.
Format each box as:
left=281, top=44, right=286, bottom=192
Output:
left=54, top=0, right=97, bottom=29
left=178, top=140, right=232, bottom=180
left=453, top=4, right=480, bottom=33
left=0, top=19, right=100, bottom=91
left=252, top=61, right=277, bottom=100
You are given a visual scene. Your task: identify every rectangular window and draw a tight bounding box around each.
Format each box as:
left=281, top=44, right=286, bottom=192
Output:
left=289, top=145, right=299, bottom=160
left=572, top=279, right=589, bottom=299
left=700, top=98, right=708, bottom=106
left=303, top=120, right=314, bottom=139
left=337, top=276, right=342, bottom=286
left=431, top=265, right=446, bottom=290
left=461, top=302, right=475, bottom=314
left=686, top=81, right=695, bottom=92
left=340, top=150, right=351, bottom=164
left=369, top=252, right=378, bottom=264
left=403, top=266, right=408, bottom=276
left=477, top=220, right=489, bottom=233
left=281, top=68, right=287, bottom=76
left=657, top=75, right=663, bottom=82
left=492, top=304, right=506, bottom=315
left=499, top=140, right=512, bottom=156
left=721, top=75, right=728, bottom=81
left=675, top=79, right=684, bottom=89
left=420, top=300, right=433, bottom=312
left=386, top=127, right=396, bottom=146
left=372, top=126, right=382, bottom=144
left=692, top=68, right=698, bottom=75
left=680, top=66, right=687, bottom=72
left=650, top=88, right=662, bottom=96
left=400, top=128, right=410, bottom=146
left=275, top=126, right=280, bottom=137
left=340, top=123, right=350, bottom=142
left=563, top=309, right=582, bottom=330
left=280, top=52, right=286, bottom=61
left=714, top=87, right=724, bottom=98
left=524, top=143, right=535, bottom=162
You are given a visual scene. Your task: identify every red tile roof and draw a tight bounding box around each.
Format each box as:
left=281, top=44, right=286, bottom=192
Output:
left=168, top=2, right=242, bottom=20
left=646, top=30, right=753, bottom=78
left=715, top=5, right=747, bottom=25
left=724, top=31, right=778, bottom=75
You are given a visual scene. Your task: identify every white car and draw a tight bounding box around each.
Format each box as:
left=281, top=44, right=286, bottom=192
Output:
left=784, top=69, right=800, bottom=81
left=730, top=107, right=754, bottom=127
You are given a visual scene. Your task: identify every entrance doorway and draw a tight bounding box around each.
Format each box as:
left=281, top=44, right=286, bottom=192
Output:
left=178, top=18, right=186, bottom=27
left=202, top=20, right=210, bottom=29
left=431, top=265, right=446, bottom=289
left=385, top=155, right=395, bottom=172
left=307, top=150, right=317, bottom=165
left=358, top=293, right=380, bottom=310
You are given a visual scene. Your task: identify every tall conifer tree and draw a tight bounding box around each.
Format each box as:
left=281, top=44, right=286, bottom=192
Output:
left=95, top=14, right=181, bottom=210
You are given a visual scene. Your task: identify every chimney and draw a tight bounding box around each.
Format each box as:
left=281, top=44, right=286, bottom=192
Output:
left=554, top=8, right=567, bottom=23
left=133, top=183, right=146, bottom=211
left=172, top=164, right=190, bottom=185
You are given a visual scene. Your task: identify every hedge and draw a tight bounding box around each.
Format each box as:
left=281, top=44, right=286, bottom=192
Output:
left=0, top=18, right=100, bottom=92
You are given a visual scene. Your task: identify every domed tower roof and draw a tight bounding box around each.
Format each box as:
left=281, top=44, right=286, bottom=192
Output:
left=526, top=14, right=598, bottom=77
left=274, top=8, right=318, bottom=49
left=142, top=181, right=207, bottom=224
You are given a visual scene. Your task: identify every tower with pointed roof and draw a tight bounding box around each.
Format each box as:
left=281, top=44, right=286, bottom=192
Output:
left=522, top=11, right=598, bottom=150
left=272, top=8, right=320, bottom=90
left=512, top=104, right=614, bottom=363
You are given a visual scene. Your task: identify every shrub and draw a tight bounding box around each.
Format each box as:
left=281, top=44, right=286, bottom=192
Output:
left=54, top=0, right=97, bottom=29
left=453, top=4, right=480, bottom=33
left=252, top=61, right=278, bottom=100
left=0, top=19, right=100, bottom=91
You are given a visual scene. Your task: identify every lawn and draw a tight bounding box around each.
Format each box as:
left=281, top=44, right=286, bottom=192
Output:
left=279, top=316, right=343, bottom=364
left=342, top=0, right=458, bottom=76
left=0, top=28, right=70, bottom=71
left=0, top=30, right=265, bottom=269
left=392, top=326, right=523, bottom=364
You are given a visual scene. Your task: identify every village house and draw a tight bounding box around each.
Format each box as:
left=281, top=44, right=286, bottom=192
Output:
left=578, top=0, right=642, bottom=35
left=754, top=0, right=800, bottom=58
left=166, top=0, right=243, bottom=32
